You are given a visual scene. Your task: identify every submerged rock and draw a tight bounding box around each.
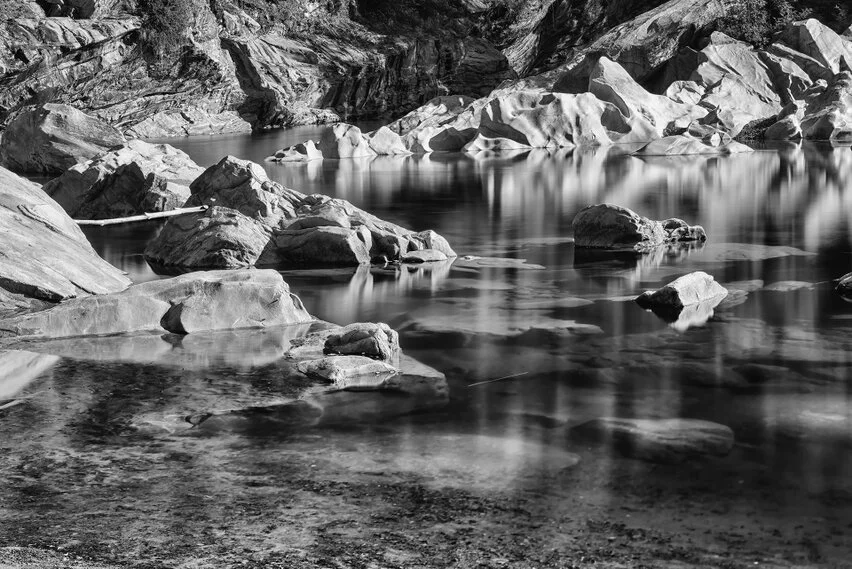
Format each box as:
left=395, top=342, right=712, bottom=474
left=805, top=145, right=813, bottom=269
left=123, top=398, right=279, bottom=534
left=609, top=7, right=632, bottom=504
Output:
left=0, top=269, right=313, bottom=339
left=0, top=166, right=131, bottom=304
left=0, top=104, right=125, bottom=175
left=323, top=322, right=400, bottom=361
left=636, top=271, right=728, bottom=311
left=144, top=156, right=456, bottom=268
left=573, top=417, right=735, bottom=463
left=836, top=272, right=852, bottom=300
left=402, top=249, right=449, bottom=263
left=572, top=204, right=706, bottom=250
left=43, top=140, right=203, bottom=219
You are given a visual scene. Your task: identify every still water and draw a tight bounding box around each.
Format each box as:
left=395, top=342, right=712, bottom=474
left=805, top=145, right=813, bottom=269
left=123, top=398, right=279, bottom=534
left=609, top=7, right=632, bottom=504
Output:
left=2, top=129, right=852, bottom=567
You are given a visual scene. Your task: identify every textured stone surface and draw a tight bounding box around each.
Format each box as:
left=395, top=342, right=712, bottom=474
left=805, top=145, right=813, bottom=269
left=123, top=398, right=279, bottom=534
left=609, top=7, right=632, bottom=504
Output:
left=0, top=166, right=131, bottom=303
left=572, top=204, right=706, bottom=250
left=778, top=19, right=852, bottom=75
left=43, top=140, right=203, bottom=219
left=0, top=104, right=125, bottom=175
left=0, top=270, right=313, bottom=339
left=266, top=141, right=323, bottom=163
left=297, top=355, right=399, bottom=388
left=323, top=322, right=400, bottom=361
left=634, top=135, right=753, bottom=155
left=801, top=71, right=852, bottom=141
left=319, top=124, right=377, bottom=159
left=145, top=156, right=455, bottom=268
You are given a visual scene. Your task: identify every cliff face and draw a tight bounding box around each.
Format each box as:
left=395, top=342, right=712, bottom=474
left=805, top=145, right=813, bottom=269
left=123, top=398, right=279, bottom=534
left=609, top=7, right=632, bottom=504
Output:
left=0, top=0, right=516, bottom=136
left=1, top=0, right=848, bottom=137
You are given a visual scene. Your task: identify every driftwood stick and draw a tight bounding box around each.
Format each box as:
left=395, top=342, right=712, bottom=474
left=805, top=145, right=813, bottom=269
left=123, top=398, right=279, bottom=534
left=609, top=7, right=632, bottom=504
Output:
left=75, top=205, right=208, bottom=226
left=467, top=372, right=529, bottom=388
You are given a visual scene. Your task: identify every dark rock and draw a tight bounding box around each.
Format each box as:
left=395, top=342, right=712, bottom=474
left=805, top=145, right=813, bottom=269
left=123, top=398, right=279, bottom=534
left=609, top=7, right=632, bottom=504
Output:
left=0, top=104, right=125, bottom=175
left=572, top=203, right=706, bottom=250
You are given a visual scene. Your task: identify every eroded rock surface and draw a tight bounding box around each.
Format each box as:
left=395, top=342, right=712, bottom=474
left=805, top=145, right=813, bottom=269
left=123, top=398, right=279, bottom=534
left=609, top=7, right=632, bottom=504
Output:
left=144, top=156, right=456, bottom=268
left=572, top=204, right=706, bottom=250
left=0, top=104, right=125, bottom=175
left=43, top=140, right=204, bottom=219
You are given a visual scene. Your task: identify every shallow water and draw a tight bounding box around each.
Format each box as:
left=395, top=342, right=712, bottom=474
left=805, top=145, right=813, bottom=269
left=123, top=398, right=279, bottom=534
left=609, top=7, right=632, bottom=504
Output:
left=4, top=132, right=852, bottom=566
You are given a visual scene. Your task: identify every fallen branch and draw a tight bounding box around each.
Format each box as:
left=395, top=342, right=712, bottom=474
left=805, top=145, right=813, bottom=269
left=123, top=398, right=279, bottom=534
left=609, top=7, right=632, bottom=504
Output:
left=75, top=205, right=208, bottom=226
left=467, top=372, right=529, bottom=388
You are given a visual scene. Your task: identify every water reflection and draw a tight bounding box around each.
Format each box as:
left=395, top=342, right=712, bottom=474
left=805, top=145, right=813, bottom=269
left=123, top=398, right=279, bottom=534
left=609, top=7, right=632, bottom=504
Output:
left=6, top=136, right=852, bottom=565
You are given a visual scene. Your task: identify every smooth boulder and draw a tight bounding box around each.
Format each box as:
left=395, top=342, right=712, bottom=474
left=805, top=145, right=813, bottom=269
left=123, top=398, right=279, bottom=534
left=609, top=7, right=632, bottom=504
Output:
left=634, top=135, right=753, bottom=155
left=0, top=166, right=131, bottom=303
left=0, top=104, right=125, bottom=175
left=318, top=124, right=376, bottom=159
left=0, top=269, right=313, bottom=339
left=801, top=71, right=852, bottom=141
left=636, top=271, right=728, bottom=310
left=572, top=204, right=706, bottom=250
left=573, top=418, right=735, bottom=463
left=43, top=140, right=204, bottom=219
left=266, top=140, right=323, bottom=163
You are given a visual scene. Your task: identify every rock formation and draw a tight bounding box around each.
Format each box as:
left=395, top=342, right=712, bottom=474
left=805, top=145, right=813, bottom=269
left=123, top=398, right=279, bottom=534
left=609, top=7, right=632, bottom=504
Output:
left=572, top=204, right=706, bottom=250
left=0, top=166, right=131, bottom=312
left=0, top=104, right=125, bottom=174
left=43, top=140, right=204, bottom=219
left=636, top=272, right=728, bottom=310
left=144, top=156, right=456, bottom=269
left=0, top=269, right=313, bottom=338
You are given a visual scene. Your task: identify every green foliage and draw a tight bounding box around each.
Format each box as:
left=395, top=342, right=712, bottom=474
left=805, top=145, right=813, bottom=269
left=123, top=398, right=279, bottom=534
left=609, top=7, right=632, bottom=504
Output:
left=137, top=0, right=196, bottom=59
left=716, top=0, right=812, bottom=47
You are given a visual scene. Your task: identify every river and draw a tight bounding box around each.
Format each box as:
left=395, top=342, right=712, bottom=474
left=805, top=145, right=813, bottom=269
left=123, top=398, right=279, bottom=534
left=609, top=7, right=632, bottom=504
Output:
left=1, top=130, right=851, bottom=567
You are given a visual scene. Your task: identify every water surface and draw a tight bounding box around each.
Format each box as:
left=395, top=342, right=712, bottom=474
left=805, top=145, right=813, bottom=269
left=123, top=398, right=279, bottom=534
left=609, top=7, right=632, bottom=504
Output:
left=4, top=133, right=852, bottom=567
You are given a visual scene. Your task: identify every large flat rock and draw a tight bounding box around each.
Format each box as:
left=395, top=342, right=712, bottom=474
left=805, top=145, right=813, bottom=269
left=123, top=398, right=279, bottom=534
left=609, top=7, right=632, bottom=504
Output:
left=0, top=269, right=313, bottom=339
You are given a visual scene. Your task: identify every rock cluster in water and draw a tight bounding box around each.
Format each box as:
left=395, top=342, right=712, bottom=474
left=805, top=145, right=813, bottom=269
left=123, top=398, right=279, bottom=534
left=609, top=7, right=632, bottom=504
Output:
left=143, top=156, right=456, bottom=269
left=572, top=204, right=707, bottom=251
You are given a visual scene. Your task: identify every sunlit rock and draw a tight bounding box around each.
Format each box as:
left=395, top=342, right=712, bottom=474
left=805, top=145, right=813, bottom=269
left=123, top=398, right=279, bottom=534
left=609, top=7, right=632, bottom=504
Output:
left=0, top=269, right=313, bottom=339
left=634, top=135, right=753, bottom=156
left=402, top=249, right=448, bottom=263
left=298, top=355, right=399, bottom=388
left=124, top=110, right=252, bottom=139
left=665, top=80, right=705, bottom=106
left=266, top=140, right=323, bottom=163
left=43, top=140, right=203, bottom=219
left=386, top=95, right=477, bottom=136
left=366, top=127, right=409, bottom=155
left=636, top=271, right=728, bottom=311
left=318, top=124, right=376, bottom=159
left=778, top=19, right=852, bottom=75
left=0, top=166, right=131, bottom=304
left=801, top=70, right=852, bottom=141
left=765, top=113, right=804, bottom=140
left=0, top=104, right=125, bottom=175
left=324, top=322, right=399, bottom=361
left=589, top=56, right=701, bottom=137
left=572, top=417, right=735, bottom=463
left=144, top=156, right=456, bottom=268
left=572, top=203, right=706, bottom=250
